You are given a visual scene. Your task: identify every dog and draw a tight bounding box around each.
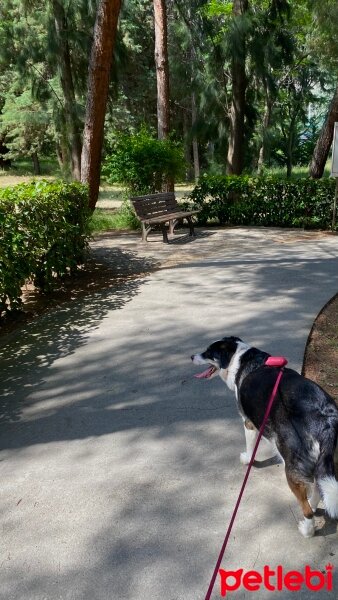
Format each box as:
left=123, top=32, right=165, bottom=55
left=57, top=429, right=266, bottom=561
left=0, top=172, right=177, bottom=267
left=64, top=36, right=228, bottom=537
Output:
left=191, top=336, right=338, bottom=538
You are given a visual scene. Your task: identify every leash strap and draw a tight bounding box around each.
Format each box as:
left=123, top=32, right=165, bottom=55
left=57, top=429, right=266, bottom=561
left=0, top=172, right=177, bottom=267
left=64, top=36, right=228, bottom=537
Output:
left=204, top=357, right=288, bottom=600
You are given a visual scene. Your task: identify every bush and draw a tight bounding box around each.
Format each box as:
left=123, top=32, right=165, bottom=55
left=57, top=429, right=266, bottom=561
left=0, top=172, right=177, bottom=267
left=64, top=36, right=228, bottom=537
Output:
left=189, top=175, right=336, bottom=229
left=0, top=180, right=90, bottom=315
left=102, top=128, right=185, bottom=195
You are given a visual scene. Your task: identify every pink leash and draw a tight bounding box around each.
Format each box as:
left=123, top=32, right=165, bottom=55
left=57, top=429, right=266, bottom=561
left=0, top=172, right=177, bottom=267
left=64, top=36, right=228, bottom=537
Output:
left=204, top=356, right=288, bottom=600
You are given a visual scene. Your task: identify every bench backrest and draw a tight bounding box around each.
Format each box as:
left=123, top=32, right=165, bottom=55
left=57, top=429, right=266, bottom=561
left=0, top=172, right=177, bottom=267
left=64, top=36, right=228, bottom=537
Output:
left=130, top=192, right=179, bottom=220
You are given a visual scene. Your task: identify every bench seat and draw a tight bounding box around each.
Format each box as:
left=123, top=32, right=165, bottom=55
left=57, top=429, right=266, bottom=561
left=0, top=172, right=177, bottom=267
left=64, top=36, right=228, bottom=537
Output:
left=130, top=193, right=200, bottom=243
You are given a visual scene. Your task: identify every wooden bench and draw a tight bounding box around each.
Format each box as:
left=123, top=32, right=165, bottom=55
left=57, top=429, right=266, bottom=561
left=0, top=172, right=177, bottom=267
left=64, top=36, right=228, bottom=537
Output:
left=130, top=192, right=200, bottom=243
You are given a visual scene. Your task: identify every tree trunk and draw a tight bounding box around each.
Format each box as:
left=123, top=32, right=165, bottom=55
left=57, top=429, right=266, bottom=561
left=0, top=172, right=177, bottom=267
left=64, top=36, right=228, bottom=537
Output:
left=183, top=109, right=193, bottom=181
left=52, top=0, right=82, bottom=181
left=32, top=152, right=41, bottom=175
left=154, top=0, right=170, bottom=140
left=257, top=94, right=273, bottom=174
left=286, top=113, right=297, bottom=178
left=191, top=91, right=200, bottom=181
left=81, top=0, right=122, bottom=211
left=309, top=86, right=338, bottom=179
left=226, top=0, right=249, bottom=176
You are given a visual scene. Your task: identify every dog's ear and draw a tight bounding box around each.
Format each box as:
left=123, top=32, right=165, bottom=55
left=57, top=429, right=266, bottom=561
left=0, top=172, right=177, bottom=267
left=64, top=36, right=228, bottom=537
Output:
left=219, top=348, right=231, bottom=370
left=219, top=338, right=239, bottom=369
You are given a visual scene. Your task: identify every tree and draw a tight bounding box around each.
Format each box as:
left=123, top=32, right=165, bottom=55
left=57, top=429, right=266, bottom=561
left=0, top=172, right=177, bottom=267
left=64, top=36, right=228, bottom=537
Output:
left=226, top=0, right=249, bottom=175
left=202, top=0, right=293, bottom=175
left=51, top=0, right=83, bottom=180
left=81, top=0, right=122, bottom=211
left=154, top=0, right=170, bottom=140
left=0, top=0, right=96, bottom=177
left=0, top=87, right=51, bottom=174
left=308, top=0, right=338, bottom=177
left=251, top=1, right=294, bottom=172
left=309, top=87, right=338, bottom=178
left=1, top=0, right=337, bottom=182
left=270, top=59, right=321, bottom=177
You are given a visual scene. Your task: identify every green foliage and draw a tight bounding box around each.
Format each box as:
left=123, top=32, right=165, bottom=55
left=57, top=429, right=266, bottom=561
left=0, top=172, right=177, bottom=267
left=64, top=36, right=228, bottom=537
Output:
left=308, top=0, right=338, bottom=68
left=102, top=128, right=185, bottom=194
left=0, top=180, right=89, bottom=315
left=189, top=174, right=336, bottom=228
left=0, top=87, right=51, bottom=161
left=0, top=0, right=96, bottom=174
left=0, top=0, right=337, bottom=179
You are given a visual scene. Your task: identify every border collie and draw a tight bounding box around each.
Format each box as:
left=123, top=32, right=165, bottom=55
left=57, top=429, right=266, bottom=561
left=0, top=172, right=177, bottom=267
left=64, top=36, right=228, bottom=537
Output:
left=191, top=336, right=338, bottom=538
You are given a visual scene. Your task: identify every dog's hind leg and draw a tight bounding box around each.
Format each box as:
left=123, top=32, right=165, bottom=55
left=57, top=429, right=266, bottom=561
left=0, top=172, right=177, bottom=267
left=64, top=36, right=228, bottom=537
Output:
left=308, top=481, right=321, bottom=513
left=285, top=469, right=315, bottom=538
left=240, top=420, right=277, bottom=464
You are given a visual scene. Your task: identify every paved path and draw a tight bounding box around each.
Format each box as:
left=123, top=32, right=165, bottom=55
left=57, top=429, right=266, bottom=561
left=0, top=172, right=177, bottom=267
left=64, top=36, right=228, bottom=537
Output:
left=0, top=227, right=337, bottom=600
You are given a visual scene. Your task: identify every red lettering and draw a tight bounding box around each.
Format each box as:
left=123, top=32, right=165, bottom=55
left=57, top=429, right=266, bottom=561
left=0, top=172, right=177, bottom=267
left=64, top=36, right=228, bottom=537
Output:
left=305, top=565, right=325, bottom=591
left=242, top=571, right=262, bottom=591
left=263, top=565, right=276, bottom=591
left=326, top=564, right=333, bottom=591
left=217, top=564, right=333, bottom=596
left=277, top=565, right=283, bottom=591
left=219, top=569, right=243, bottom=597
left=284, top=571, right=303, bottom=591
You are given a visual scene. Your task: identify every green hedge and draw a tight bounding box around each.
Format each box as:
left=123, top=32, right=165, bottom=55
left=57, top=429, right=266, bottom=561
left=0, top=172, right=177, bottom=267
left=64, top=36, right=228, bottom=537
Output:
left=189, top=175, right=336, bottom=229
left=0, top=180, right=90, bottom=315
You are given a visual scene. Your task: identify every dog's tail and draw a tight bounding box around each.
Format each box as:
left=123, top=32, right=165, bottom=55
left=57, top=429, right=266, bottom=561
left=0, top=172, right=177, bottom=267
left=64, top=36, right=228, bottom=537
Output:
left=315, top=432, right=338, bottom=519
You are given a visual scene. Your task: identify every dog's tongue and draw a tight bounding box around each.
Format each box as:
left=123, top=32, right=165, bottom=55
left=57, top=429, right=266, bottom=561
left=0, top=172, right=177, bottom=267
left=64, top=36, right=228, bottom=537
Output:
left=194, top=366, right=215, bottom=379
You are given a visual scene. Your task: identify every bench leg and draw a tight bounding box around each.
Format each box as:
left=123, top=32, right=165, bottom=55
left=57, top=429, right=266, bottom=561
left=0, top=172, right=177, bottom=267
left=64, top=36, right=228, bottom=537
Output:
left=187, top=216, right=195, bottom=237
left=169, top=219, right=178, bottom=236
left=141, top=223, right=152, bottom=242
left=160, top=223, right=169, bottom=243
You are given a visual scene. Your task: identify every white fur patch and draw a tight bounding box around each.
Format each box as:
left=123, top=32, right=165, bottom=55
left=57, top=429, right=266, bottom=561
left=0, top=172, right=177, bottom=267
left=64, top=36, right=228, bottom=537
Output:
left=309, top=440, right=320, bottom=461
left=318, top=476, right=338, bottom=518
left=220, top=341, right=250, bottom=391
left=298, top=517, right=315, bottom=538
left=308, top=483, right=321, bottom=512
left=240, top=452, right=251, bottom=465
left=192, top=353, right=207, bottom=365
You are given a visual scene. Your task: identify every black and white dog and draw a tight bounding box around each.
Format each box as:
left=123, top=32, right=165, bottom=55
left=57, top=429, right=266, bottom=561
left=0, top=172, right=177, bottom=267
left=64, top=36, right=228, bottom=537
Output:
left=191, top=336, right=338, bottom=538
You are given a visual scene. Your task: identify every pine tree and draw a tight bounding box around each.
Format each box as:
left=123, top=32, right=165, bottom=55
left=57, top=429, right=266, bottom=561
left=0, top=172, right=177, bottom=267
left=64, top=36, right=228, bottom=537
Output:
left=154, top=0, right=170, bottom=140
left=310, top=87, right=338, bottom=178
left=81, top=0, right=122, bottom=211
left=226, top=0, right=249, bottom=175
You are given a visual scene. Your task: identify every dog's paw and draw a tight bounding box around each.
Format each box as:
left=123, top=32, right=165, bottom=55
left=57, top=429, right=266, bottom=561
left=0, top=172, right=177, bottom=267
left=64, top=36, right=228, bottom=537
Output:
left=298, top=517, right=315, bottom=538
left=240, top=452, right=251, bottom=465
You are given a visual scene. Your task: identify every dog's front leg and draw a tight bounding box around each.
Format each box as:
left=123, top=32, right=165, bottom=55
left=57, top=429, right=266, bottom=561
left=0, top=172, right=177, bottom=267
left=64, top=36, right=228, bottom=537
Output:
left=240, top=420, right=258, bottom=465
left=240, top=419, right=278, bottom=464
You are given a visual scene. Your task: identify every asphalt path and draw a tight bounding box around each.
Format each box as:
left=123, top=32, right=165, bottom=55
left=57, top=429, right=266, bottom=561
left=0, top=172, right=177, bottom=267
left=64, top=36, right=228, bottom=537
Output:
left=0, top=227, right=337, bottom=599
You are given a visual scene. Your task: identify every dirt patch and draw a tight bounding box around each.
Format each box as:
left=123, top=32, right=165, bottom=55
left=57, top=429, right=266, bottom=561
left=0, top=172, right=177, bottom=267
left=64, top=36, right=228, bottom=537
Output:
left=303, top=293, right=338, bottom=403
left=303, top=294, right=338, bottom=472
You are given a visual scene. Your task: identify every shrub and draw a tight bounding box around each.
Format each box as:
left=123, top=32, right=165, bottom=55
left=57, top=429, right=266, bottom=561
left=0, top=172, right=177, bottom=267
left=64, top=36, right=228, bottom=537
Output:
left=102, top=128, right=185, bottom=195
left=0, top=180, right=90, bottom=315
left=189, top=175, right=336, bottom=229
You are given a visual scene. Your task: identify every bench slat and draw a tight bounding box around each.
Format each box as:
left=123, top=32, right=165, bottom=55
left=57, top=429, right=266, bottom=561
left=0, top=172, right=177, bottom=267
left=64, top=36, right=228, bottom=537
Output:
left=140, top=210, right=199, bottom=223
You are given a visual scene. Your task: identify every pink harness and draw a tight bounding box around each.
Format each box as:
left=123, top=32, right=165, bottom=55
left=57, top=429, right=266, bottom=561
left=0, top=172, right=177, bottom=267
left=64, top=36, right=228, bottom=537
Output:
left=204, top=356, right=288, bottom=600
